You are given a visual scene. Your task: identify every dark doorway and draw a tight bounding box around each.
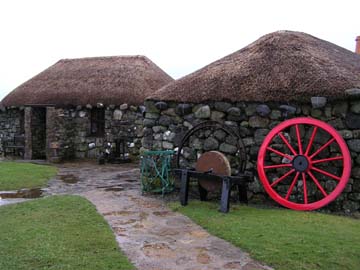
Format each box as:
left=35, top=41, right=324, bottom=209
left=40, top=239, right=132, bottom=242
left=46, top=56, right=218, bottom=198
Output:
left=31, top=107, right=47, bottom=159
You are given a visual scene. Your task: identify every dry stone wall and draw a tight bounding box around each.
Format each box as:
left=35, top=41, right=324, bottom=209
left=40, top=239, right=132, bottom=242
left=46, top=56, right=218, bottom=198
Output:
left=143, top=97, right=360, bottom=213
left=0, top=108, right=23, bottom=155
left=47, top=104, right=144, bottom=160
left=0, top=104, right=144, bottom=161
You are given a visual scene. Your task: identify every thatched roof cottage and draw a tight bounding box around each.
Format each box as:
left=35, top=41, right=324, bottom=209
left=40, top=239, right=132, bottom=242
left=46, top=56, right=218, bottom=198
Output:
left=0, top=56, right=173, bottom=161
left=145, top=31, right=360, bottom=212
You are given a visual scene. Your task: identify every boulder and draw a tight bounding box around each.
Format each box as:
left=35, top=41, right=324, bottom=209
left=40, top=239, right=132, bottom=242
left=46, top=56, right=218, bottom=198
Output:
left=256, top=104, right=271, bottom=116
left=113, top=109, right=123, bottom=120
left=120, top=103, right=128, bottom=110
left=219, top=143, right=237, bottom=154
left=203, top=137, right=219, bottom=151
left=176, top=103, right=192, bottom=116
left=214, top=102, right=232, bottom=112
left=249, top=116, right=269, bottom=128
left=194, top=105, right=211, bottom=119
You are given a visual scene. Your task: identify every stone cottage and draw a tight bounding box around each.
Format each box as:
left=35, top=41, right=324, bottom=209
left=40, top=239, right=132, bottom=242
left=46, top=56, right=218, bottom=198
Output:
left=0, top=55, right=173, bottom=161
left=144, top=31, right=360, bottom=212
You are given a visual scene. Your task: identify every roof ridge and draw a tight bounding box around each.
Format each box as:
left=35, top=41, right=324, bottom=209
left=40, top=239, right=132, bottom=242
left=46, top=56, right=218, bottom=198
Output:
left=58, top=55, right=147, bottom=62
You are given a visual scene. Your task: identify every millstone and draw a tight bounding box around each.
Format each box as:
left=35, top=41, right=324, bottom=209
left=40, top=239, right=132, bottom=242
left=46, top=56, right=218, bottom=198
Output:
left=195, top=151, right=231, bottom=192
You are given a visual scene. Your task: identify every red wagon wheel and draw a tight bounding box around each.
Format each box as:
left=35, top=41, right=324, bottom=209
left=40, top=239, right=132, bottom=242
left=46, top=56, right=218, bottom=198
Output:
left=257, top=117, right=351, bottom=211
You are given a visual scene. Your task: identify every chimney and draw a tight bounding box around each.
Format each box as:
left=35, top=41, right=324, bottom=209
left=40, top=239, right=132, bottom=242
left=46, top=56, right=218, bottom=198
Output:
left=356, top=36, right=360, bottom=54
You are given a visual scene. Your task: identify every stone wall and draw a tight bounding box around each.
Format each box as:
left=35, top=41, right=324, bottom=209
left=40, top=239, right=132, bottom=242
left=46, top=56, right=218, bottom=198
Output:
left=46, top=104, right=144, bottom=160
left=0, top=108, right=24, bottom=156
left=143, top=98, right=360, bottom=213
left=0, top=104, right=144, bottom=161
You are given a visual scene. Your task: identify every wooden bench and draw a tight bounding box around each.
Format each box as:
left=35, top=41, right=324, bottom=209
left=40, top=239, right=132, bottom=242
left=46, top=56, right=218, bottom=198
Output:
left=3, top=135, right=25, bottom=157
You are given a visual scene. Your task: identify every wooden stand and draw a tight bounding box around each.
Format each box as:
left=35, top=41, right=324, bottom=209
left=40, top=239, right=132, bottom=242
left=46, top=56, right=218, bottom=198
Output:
left=174, top=169, right=251, bottom=213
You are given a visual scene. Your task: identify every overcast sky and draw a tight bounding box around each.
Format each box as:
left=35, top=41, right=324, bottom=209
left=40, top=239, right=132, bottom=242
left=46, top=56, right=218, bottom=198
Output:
left=0, top=0, right=359, bottom=100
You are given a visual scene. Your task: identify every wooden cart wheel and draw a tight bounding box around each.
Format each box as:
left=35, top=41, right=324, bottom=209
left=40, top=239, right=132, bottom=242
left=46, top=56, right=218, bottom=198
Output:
left=257, top=117, right=351, bottom=211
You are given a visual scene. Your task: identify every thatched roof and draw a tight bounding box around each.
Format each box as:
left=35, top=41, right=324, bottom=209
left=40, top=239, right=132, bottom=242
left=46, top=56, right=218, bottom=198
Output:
left=2, top=56, right=173, bottom=107
left=149, top=31, right=360, bottom=103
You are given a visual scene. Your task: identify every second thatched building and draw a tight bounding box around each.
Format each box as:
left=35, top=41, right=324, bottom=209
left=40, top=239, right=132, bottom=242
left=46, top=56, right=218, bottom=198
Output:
left=0, top=55, right=173, bottom=161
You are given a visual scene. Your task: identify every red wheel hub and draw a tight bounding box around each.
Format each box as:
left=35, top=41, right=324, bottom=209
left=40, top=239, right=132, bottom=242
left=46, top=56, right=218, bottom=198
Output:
left=257, top=117, right=351, bottom=211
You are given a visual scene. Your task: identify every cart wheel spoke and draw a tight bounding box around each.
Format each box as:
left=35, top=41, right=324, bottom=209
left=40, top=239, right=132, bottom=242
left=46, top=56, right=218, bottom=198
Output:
left=278, top=132, right=297, bottom=155
left=307, top=170, right=328, bottom=197
left=302, top=173, right=308, bottom=204
left=266, top=147, right=293, bottom=160
left=285, top=172, right=300, bottom=200
left=311, top=166, right=341, bottom=181
left=305, top=126, right=318, bottom=156
left=295, top=124, right=303, bottom=155
left=257, top=117, right=351, bottom=211
left=309, top=138, right=335, bottom=159
left=270, top=169, right=295, bottom=187
left=264, top=164, right=293, bottom=169
left=311, top=156, right=343, bottom=164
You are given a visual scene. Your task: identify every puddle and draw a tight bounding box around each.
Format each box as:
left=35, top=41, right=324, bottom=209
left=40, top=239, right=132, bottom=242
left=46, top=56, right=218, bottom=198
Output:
left=59, top=174, right=79, bottom=184
left=0, top=198, right=29, bottom=206
left=0, top=188, right=43, bottom=199
left=104, top=186, right=124, bottom=192
left=0, top=188, right=43, bottom=206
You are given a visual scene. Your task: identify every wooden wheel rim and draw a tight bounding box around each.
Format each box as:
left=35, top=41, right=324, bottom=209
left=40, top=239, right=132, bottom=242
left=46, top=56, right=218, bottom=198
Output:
left=257, top=117, right=351, bottom=211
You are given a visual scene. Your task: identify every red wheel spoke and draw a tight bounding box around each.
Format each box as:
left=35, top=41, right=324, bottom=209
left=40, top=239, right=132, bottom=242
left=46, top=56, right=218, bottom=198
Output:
left=264, top=164, right=292, bottom=169
left=285, top=172, right=300, bottom=200
left=270, top=169, right=295, bottom=187
left=278, top=132, right=297, bottom=155
left=309, top=138, right=335, bottom=159
left=302, top=173, right=308, bottom=204
left=311, top=166, right=341, bottom=181
left=312, top=156, right=343, bottom=164
left=307, top=170, right=328, bottom=197
left=295, top=124, right=303, bottom=155
left=266, top=147, right=294, bottom=161
left=305, top=127, right=318, bottom=156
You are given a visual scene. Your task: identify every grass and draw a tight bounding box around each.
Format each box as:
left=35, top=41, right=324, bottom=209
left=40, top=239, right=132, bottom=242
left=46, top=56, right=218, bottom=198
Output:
left=0, top=195, right=134, bottom=270
left=170, top=201, right=360, bottom=270
left=0, top=162, right=57, bottom=190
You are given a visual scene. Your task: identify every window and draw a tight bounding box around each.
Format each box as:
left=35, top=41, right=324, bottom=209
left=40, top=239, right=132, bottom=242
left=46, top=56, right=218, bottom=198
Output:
left=90, top=108, right=105, bottom=136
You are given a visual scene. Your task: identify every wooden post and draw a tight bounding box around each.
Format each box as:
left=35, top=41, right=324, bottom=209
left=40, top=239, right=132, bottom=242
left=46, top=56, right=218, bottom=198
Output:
left=180, top=170, right=190, bottom=206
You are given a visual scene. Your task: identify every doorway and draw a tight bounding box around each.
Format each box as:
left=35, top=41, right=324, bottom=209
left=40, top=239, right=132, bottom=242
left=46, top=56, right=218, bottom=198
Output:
left=31, top=107, right=47, bottom=159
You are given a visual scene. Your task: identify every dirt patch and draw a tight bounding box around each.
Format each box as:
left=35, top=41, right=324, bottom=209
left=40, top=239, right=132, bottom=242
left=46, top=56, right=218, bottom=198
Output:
left=139, top=212, right=149, bottom=220
left=197, top=252, right=211, bottom=264
left=103, top=211, right=136, bottom=216
left=114, top=227, right=127, bottom=236
left=115, top=219, right=138, bottom=225
left=153, top=228, right=179, bottom=236
left=59, top=174, right=79, bottom=184
left=152, top=211, right=175, bottom=217
left=223, top=261, right=242, bottom=269
left=142, top=243, right=177, bottom=258
left=188, top=230, right=209, bottom=239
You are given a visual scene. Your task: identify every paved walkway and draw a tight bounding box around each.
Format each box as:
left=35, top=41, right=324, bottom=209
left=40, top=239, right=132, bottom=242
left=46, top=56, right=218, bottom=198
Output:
left=45, top=162, right=271, bottom=270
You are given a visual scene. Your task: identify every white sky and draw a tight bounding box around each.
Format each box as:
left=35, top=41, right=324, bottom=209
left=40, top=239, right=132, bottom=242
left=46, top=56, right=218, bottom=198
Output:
left=0, top=0, right=359, bottom=100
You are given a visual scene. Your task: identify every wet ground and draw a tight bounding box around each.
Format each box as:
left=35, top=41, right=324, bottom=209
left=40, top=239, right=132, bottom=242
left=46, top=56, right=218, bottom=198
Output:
left=2, top=161, right=272, bottom=270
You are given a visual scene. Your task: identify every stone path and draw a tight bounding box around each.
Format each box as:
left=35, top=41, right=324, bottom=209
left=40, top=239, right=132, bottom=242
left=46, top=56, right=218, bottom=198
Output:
left=45, top=162, right=272, bottom=270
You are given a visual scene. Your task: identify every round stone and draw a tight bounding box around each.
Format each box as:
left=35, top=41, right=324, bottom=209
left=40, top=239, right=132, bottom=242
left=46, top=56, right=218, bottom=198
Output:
left=196, top=151, right=231, bottom=192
